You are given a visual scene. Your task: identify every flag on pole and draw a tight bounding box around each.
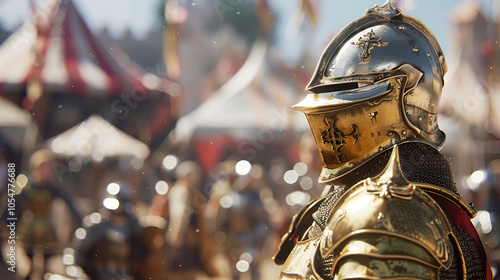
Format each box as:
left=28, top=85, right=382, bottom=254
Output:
left=163, top=0, right=187, bottom=81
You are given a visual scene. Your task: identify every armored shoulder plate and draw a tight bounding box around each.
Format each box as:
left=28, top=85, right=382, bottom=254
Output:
left=320, top=146, right=453, bottom=279
left=278, top=146, right=454, bottom=279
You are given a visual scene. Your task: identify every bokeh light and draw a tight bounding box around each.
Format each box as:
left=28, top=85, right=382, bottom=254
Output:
left=155, top=180, right=169, bottom=195
left=466, top=170, right=487, bottom=191
left=162, top=154, right=179, bottom=170
left=103, top=197, right=120, bottom=210
left=75, top=228, right=87, bottom=240
left=106, top=182, right=121, bottom=195
left=235, top=160, right=252, bottom=176
left=235, top=260, right=250, bottom=272
left=293, top=162, right=308, bottom=176
left=283, top=170, right=299, bottom=184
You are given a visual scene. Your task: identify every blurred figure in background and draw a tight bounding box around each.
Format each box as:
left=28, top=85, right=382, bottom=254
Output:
left=467, top=161, right=500, bottom=279
left=207, top=160, right=280, bottom=280
left=164, top=160, right=231, bottom=280
left=74, top=181, right=148, bottom=280
left=0, top=139, right=14, bottom=280
left=11, top=149, right=81, bottom=279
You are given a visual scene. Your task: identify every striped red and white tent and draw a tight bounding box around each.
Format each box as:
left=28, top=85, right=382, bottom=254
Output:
left=0, top=0, right=181, bottom=142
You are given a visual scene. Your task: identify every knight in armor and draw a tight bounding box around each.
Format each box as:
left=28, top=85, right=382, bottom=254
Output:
left=465, top=166, right=500, bottom=279
left=9, top=149, right=81, bottom=279
left=164, top=160, right=231, bottom=280
left=75, top=181, right=147, bottom=280
left=273, top=2, right=492, bottom=279
left=207, top=160, right=276, bottom=279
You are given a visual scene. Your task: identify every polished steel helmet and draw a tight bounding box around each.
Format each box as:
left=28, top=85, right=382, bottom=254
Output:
left=293, top=2, right=448, bottom=184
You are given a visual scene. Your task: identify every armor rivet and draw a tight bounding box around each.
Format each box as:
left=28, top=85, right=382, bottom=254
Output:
left=364, top=178, right=372, bottom=186
left=397, top=25, right=406, bottom=30
left=402, top=130, right=407, bottom=135
left=391, top=124, right=396, bottom=128
left=427, top=52, right=431, bottom=57
left=412, top=46, right=419, bottom=52
left=418, top=116, right=423, bottom=121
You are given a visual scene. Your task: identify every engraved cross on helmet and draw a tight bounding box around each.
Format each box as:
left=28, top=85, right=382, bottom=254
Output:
left=352, top=29, right=389, bottom=62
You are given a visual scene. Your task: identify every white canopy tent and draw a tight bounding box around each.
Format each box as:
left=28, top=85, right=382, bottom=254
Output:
left=173, top=39, right=309, bottom=143
left=46, top=114, right=149, bottom=163
left=0, top=96, right=39, bottom=167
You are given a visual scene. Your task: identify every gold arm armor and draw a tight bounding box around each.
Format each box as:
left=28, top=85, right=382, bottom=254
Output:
left=278, top=146, right=455, bottom=280
left=274, top=196, right=325, bottom=265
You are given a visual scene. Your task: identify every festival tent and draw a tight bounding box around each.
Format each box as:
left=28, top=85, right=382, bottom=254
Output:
left=46, top=114, right=149, bottom=163
left=43, top=114, right=151, bottom=217
left=166, top=39, right=310, bottom=172
left=174, top=39, right=308, bottom=141
left=0, top=0, right=181, bottom=142
left=0, top=96, right=39, bottom=167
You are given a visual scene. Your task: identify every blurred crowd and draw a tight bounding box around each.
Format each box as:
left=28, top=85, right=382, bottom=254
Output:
left=0, top=131, right=328, bottom=280
left=466, top=162, right=500, bottom=279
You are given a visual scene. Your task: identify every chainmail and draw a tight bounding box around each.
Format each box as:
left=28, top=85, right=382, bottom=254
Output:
left=310, top=142, right=487, bottom=279
left=310, top=146, right=394, bottom=232
left=438, top=223, right=487, bottom=279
